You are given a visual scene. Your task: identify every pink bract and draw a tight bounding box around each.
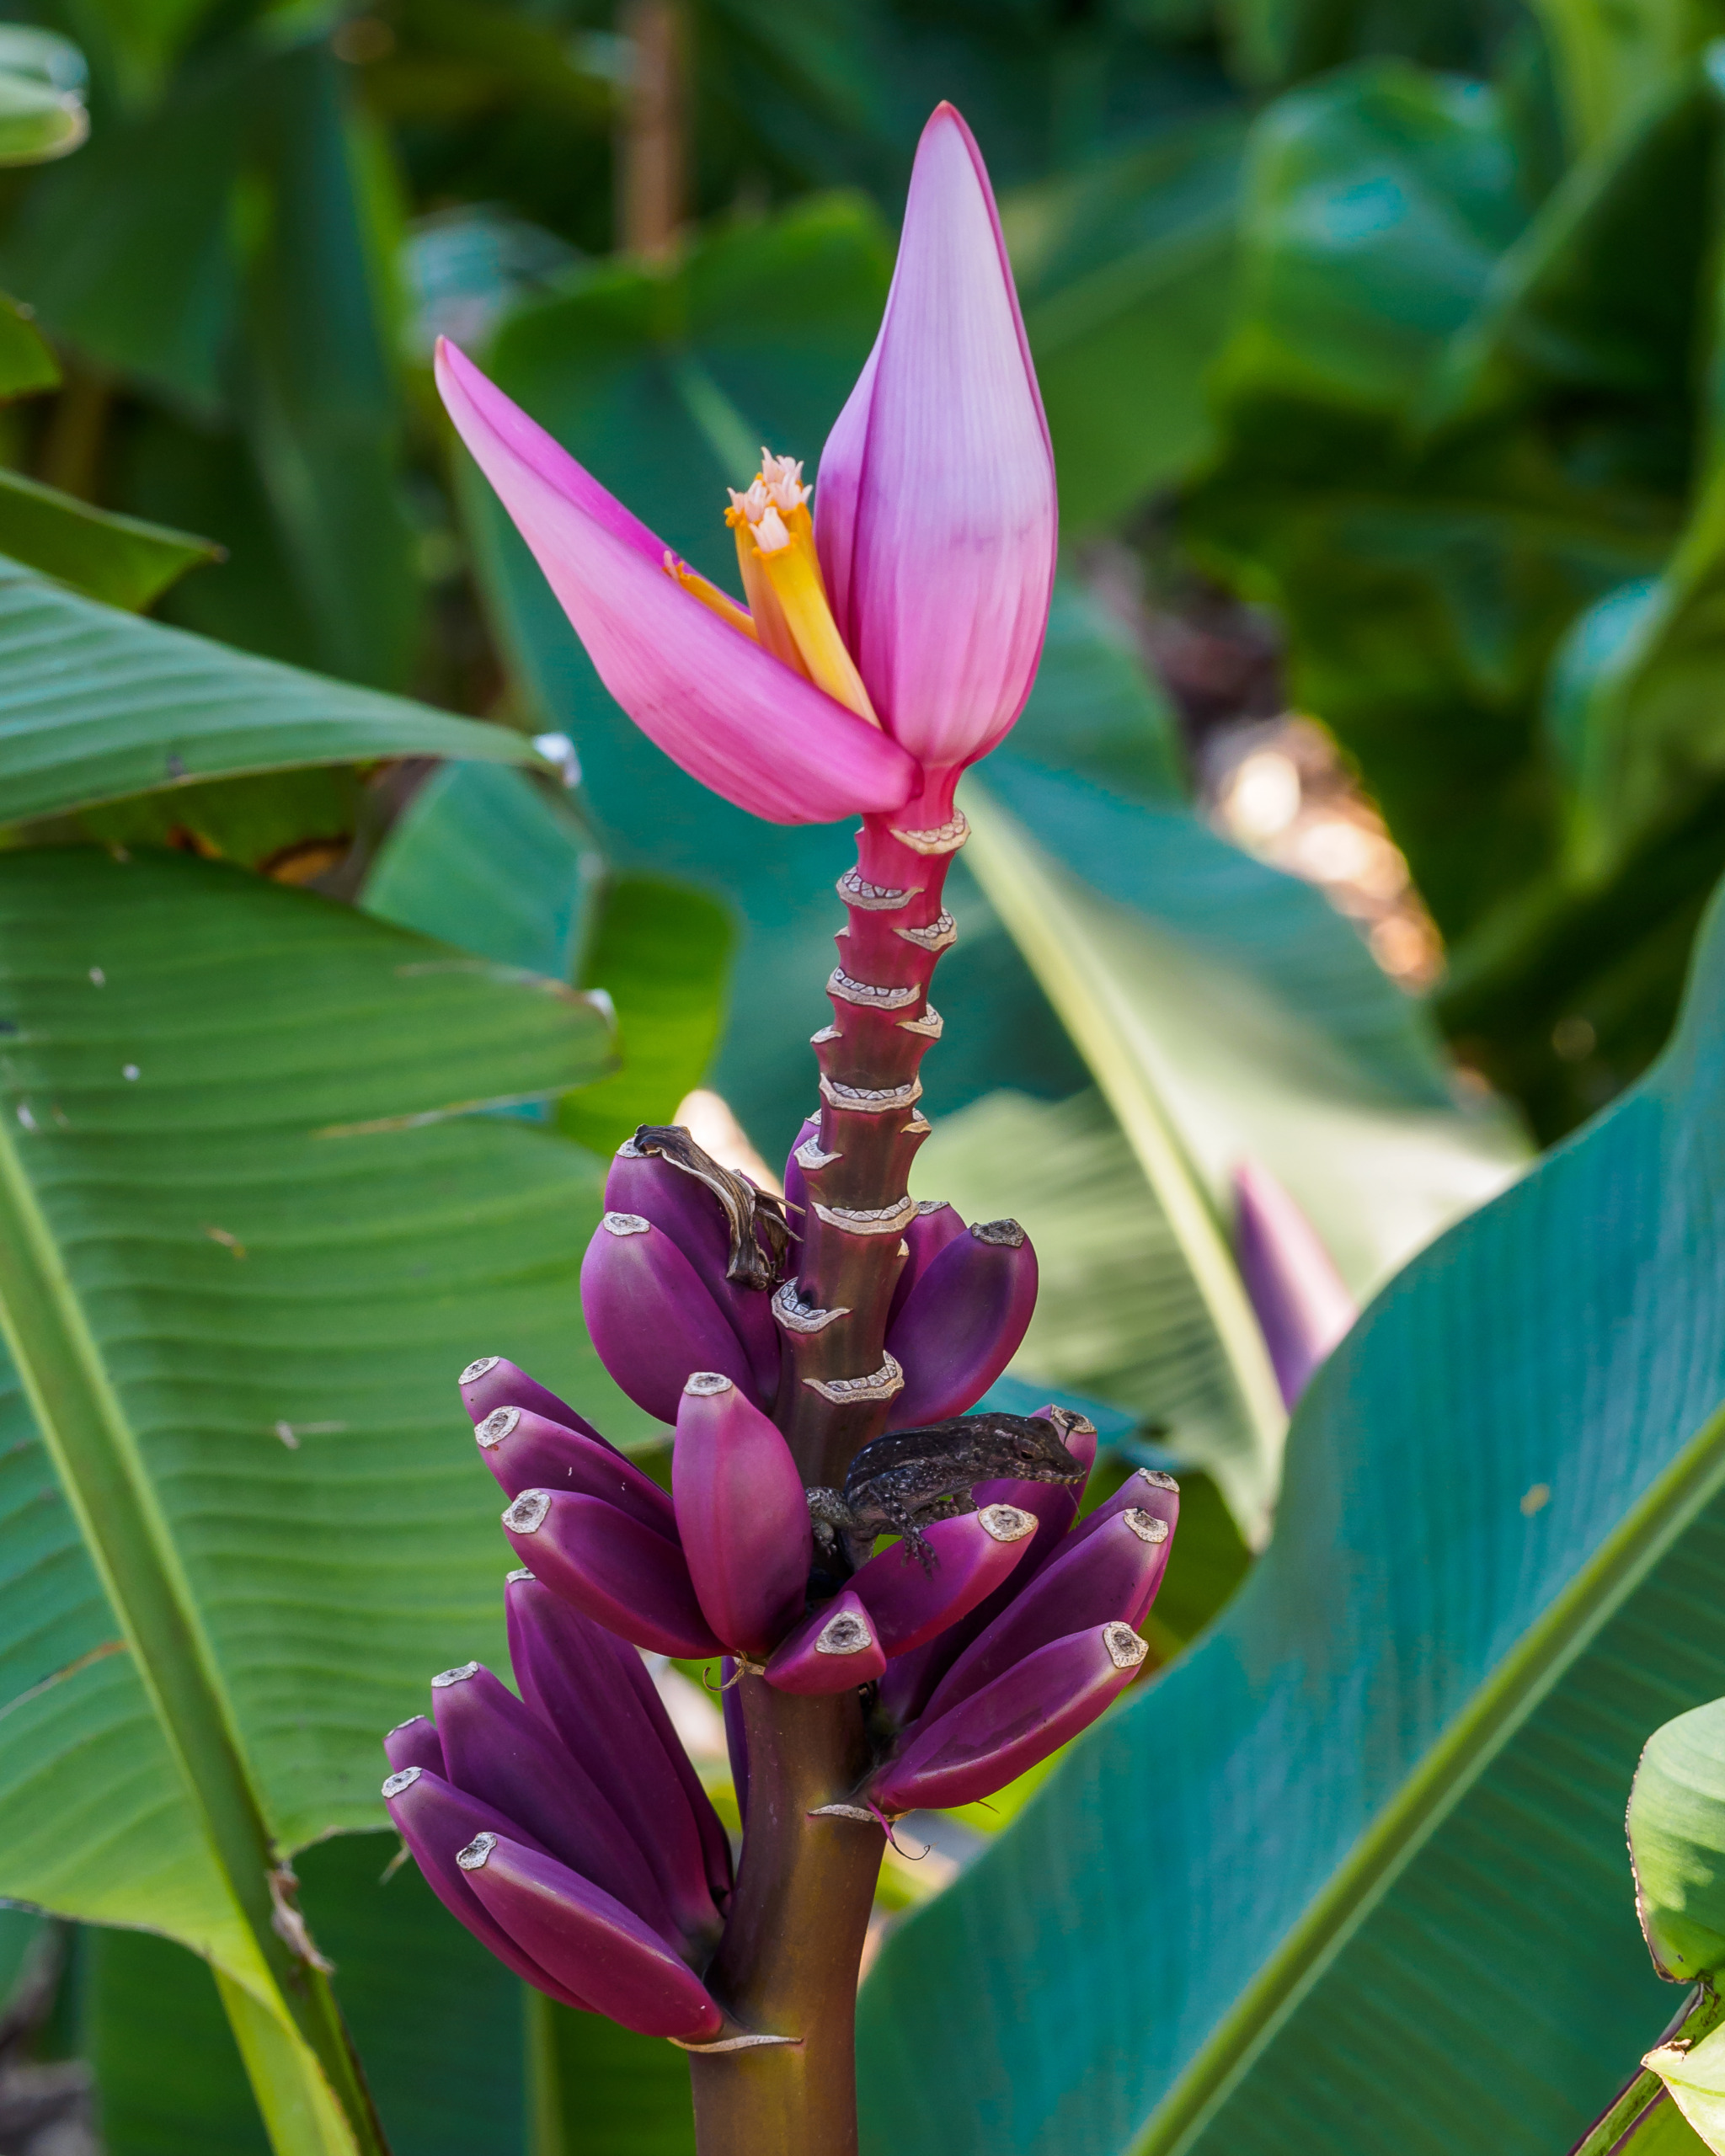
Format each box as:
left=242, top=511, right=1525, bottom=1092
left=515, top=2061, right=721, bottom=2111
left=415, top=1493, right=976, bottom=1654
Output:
left=435, top=100, right=1055, bottom=827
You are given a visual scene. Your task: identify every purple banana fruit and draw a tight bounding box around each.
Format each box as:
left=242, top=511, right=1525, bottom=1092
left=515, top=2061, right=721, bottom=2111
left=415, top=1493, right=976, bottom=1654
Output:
left=580, top=1213, right=759, bottom=1422
left=472, top=1402, right=679, bottom=1532
left=1061, top=1464, right=1180, bottom=1558
left=879, top=1409, right=1106, bottom=1724
left=606, top=1142, right=779, bottom=1403
left=500, top=1489, right=723, bottom=1659
left=875, top=1632, right=950, bottom=1730
left=383, top=1714, right=443, bottom=1776
left=1233, top=1160, right=1358, bottom=1408
left=458, top=1356, right=610, bottom=1446
left=382, top=1765, right=588, bottom=2009
left=871, top=1622, right=1151, bottom=1813
left=430, top=1661, right=674, bottom=1940
left=673, top=1374, right=811, bottom=1656
left=887, top=1198, right=969, bottom=1329
left=919, top=1501, right=1177, bottom=1726
left=885, top=1219, right=1038, bottom=1428
left=505, top=1570, right=730, bottom=1931
left=457, top=1831, right=725, bottom=2042
left=764, top=1590, right=886, bottom=1694
left=721, top=1659, right=750, bottom=1826
left=848, top=1504, right=1038, bottom=1657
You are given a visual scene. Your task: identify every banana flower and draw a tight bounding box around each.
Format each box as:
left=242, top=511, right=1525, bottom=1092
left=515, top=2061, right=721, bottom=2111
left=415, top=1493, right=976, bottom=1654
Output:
left=435, top=103, right=1056, bottom=830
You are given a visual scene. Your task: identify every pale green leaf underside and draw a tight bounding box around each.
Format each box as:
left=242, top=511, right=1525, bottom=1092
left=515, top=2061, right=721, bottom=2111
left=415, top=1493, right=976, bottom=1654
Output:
left=917, top=1091, right=1247, bottom=1470
left=857, top=873, right=1725, bottom=2156
left=0, top=850, right=653, bottom=1985
left=957, top=778, right=1525, bottom=1535
left=0, top=558, right=542, bottom=828
left=960, top=783, right=1286, bottom=1540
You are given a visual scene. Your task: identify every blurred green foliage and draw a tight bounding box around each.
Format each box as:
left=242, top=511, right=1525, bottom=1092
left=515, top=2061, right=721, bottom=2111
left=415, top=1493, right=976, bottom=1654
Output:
left=6, top=0, right=1725, bottom=2148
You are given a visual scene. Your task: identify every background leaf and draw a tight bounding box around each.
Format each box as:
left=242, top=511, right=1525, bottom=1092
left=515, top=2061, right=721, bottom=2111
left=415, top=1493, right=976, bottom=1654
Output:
left=0, top=557, right=542, bottom=828
left=0, top=847, right=634, bottom=2135
left=0, top=469, right=216, bottom=608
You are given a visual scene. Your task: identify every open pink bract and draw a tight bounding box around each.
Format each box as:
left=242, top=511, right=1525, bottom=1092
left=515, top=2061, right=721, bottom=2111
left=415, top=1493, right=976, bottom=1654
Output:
left=436, top=102, right=1056, bottom=827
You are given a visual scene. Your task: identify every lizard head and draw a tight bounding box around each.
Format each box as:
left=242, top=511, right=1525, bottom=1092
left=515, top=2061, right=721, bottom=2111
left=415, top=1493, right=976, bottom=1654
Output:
left=985, top=1407, right=1092, bottom=1485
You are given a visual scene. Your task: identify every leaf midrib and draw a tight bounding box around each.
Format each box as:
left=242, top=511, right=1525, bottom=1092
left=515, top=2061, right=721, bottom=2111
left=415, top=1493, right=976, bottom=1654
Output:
left=0, top=1111, right=337, bottom=2052
left=960, top=782, right=1287, bottom=1542
left=1134, top=1390, right=1725, bottom=2155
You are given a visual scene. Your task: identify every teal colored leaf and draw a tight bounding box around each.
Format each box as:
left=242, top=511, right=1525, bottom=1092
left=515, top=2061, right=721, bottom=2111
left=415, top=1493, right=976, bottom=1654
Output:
left=364, top=761, right=602, bottom=983
left=561, top=875, right=734, bottom=1157
left=917, top=1088, right=1274, bottom=1524
left=857, top=870, right=1725, bottom=2156
left=0, top=847, right=637, bottom=2144
left=0, top=469, right=216, bottom=610
left=943, top=768, right=1525, bottom=1529
left=0, top=556, right=545, bottom=828
left=959, top=789, right=1287, bottom=1540
left=362, top=761, right=734, bottom=1155
left=1001, top=581, right=1189, bottom=809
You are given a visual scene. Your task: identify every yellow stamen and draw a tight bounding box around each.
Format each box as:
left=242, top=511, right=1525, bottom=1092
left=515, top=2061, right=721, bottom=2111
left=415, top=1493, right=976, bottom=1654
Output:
left=719, top=449, right=879, bottom=723
left=664, top=551, right=758, bottom=640
left=749, top=500, right=879, bottom=727
left=726, top=509, right=810, bottom=680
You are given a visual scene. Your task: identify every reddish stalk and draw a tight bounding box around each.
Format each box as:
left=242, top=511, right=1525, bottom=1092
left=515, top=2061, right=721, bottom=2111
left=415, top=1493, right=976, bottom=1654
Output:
left=688, top=802, right=966, bottom=2155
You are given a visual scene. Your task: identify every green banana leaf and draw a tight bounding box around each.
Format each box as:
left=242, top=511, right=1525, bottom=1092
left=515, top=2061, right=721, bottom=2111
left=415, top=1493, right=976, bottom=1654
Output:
left=525, top=1990, right=696, bottom=2156
left=1529, top=0, right=1713, bottom=153
left=969, top=763, right=1527, bottom=1287
left=360, top=758, right=734, bottom=1156
left=243, top=45, right=420, bottom=692
left=0, top=555, right=543, bottom=828
left=0, top=846, right=648, bottom=2149
left=0, top=291, right=58, bottom=397
left=82, top=1832, right=528, bottom=2156
left=0, top=468, right=216, bottom=610
left=1185, top=58, right=1661, bottom=944
left=917, top=1087, right=1271, bottom=1517
left=363, top=760, right=604, bottom=984
left=1001, top=110, right=1247, bottom=535
left=0, top=46, right=248, bottom=417
left=856, top=862, right=1725, bottom=2156
left=561, top=875, right=734, bottom=1157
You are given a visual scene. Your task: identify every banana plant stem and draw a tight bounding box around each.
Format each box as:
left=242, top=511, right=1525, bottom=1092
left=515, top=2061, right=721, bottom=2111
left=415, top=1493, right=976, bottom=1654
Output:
left=687, top=806, right=965, bottom=2153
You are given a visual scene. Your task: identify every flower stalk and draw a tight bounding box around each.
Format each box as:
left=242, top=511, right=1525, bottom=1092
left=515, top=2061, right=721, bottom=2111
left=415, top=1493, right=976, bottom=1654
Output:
left=385, top=94, right=1175, bottom=2156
